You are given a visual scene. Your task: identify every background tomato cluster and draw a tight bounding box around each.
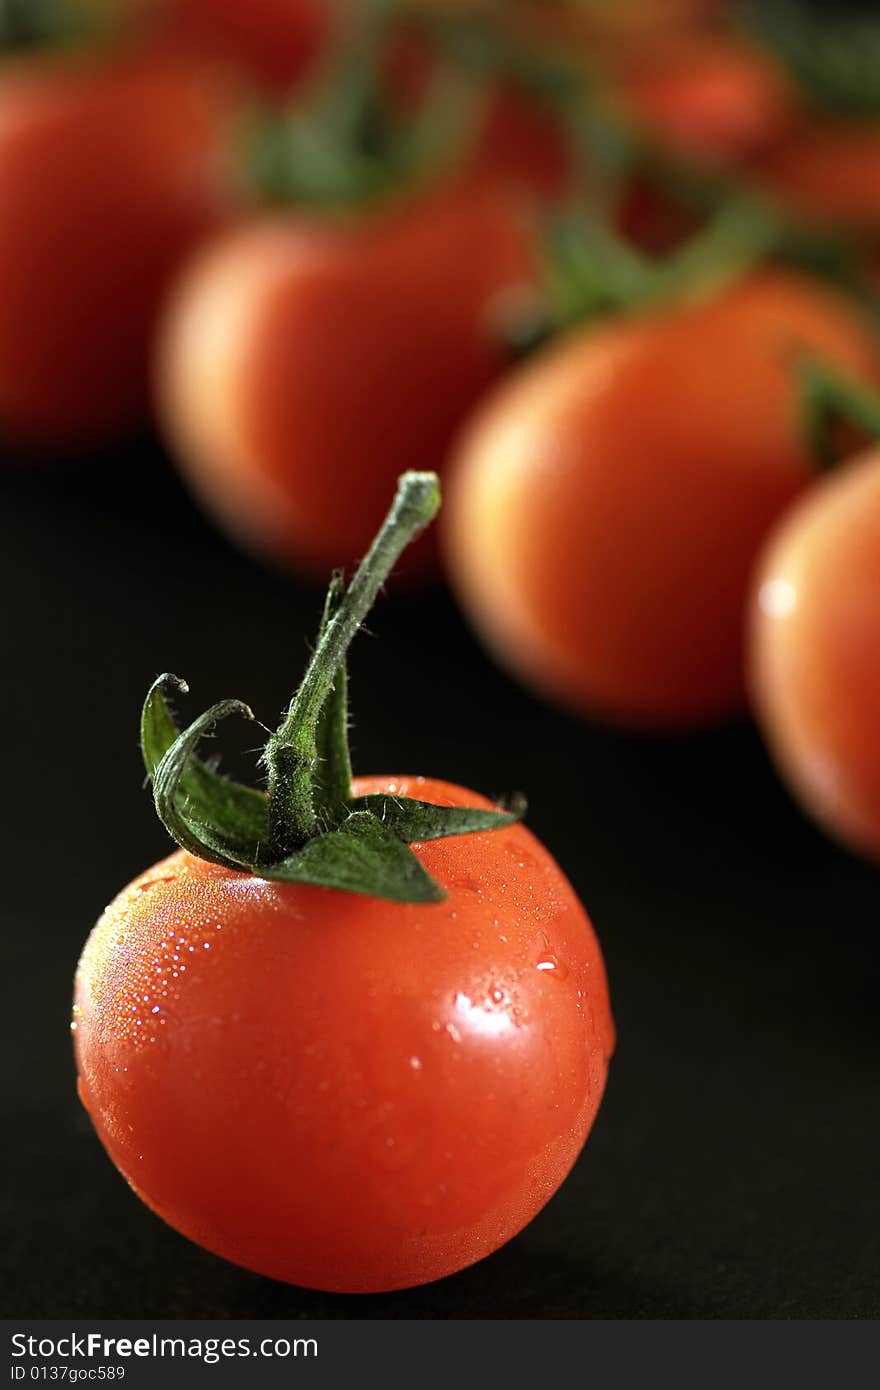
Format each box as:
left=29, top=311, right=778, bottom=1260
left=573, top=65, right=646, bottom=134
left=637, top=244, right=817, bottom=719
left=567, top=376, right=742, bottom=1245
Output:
left=4, top=0, right=880, bottom=1319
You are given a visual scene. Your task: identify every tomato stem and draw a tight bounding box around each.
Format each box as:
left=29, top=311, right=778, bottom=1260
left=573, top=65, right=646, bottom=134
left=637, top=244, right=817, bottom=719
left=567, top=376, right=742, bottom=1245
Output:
left=0, top=0, right=101, bottom=49
left=141, top=470, right=519, bottom=900
left=261, top=471, right=441, bottom=862
left=799, top=354, right=880, bottom=470
left=243, top=0, right=476, bottom=210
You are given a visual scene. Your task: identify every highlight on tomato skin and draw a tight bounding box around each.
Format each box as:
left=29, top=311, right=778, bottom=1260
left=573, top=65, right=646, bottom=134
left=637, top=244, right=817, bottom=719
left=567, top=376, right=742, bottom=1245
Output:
left=442, top=271, right=880, bottom=730
left=155, top=181, right=536, bottom=581
left=0, top=49, right=238, bottom=455
left=72, top=472, right=614, bottom=1293
left=749, top=449, right=880, bottom=863
left=72, top=775, right=614, bottom=1294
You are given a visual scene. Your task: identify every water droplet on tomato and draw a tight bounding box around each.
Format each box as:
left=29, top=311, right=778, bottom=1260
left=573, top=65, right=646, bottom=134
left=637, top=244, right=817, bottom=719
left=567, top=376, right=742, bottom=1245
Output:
left=536, top=952, right=569, bottom=980
left=367, top=1129, right=415, bottom=1171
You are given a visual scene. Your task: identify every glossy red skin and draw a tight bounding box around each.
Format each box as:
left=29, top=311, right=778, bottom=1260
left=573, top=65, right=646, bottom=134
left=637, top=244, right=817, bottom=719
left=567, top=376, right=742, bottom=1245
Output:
left=444, top=272, right=880, bottom=729
left=150, top=0, right=329, bottom=90
left=73, top=776, right=613, bottom=1293
left=157, top=183, right=535, bottom=580
left=0, top=52, right=236, bottom=453
left=750, top=449, right=880, bottom=861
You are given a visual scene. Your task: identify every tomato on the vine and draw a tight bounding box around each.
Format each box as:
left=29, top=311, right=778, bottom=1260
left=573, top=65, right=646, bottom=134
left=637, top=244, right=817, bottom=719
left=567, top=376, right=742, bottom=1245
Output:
left=0, top=49, right=236, bottom=453
left=147, top=0, right=329, bottom=91
left=157, top=182, right=535, bottom=580
left=73, top=473, right=613, bottom=1293
left=444, top=271, right=880, bottom=728
left=750, top=444, right=880, bottom=862
left=617, top=35, right=795, bottom=168
left=757, top=120, right=880, bottom=233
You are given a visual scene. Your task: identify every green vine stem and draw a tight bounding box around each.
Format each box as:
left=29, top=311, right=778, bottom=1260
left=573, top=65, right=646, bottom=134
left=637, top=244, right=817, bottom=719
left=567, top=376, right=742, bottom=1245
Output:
left=262, top=472, right=440, bottom=862
left=421, top=5, right=880, bottom=340
left=243, top=0, right=478, bottom=209
left=0, top=0, right=103, bottom=49
left=141, top=471, right=520, bottom=903
left=798, top=355, right=880, bottom=470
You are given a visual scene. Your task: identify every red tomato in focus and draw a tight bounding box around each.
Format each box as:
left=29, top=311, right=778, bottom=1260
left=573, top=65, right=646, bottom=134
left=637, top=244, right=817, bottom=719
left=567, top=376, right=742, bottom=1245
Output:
left=750, top=448, right=880, bottom=861
left=73, top=775, right=614, bottom=1293
left=0, top=53, right=237, bottom=454
left=444, top=272, right=880, bottom=728
left=151, top=0, right=329, bottom=90
left=157, top=183, right=535, bottom=579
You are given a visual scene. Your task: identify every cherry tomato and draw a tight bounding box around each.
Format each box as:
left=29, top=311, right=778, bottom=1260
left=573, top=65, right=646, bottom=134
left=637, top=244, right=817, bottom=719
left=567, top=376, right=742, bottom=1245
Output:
left=157, top=182, right=535, bottom=579
left=73, top=774, right=614, bottom=1293
left=750, top=447, right=880, bottom=861
left=148, top=0, right=329, bottom=91
left=0, top=51, right=236, bottom=454
left=756, top=120, right=880, bottom=233
left=616, top=35, right=794, bottom=167
left=444, top=271, right=880, bottom=728
left=468, top=82, right=570, bottom=199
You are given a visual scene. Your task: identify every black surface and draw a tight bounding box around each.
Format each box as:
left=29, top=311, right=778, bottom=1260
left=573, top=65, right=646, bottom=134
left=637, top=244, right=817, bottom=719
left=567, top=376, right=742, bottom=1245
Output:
left=3, top=441, right=879, bottom=1320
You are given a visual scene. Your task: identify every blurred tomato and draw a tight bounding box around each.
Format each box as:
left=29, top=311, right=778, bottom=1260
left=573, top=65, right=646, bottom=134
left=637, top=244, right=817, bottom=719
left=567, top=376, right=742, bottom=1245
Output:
left=750, top=447, right=880, bottom=861
left=444, top=271, right=880, bottom=728
left=468, top=82, right=570, bottom=198
left=0, top=52, right=237, bottom=454
left=757, top=120, right=880, bottom=233
left=147, top=0, right=329, bottom=90
left=617, top=35, right=794, bottom=167
left=157, top=180, right=535, bottom=579
left=526, top=0, right=727, bottom=57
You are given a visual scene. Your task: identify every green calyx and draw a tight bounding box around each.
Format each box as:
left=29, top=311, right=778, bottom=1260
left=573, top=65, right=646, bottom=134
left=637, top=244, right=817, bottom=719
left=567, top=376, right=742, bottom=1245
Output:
left=0, top=0, right=101, bottom=50
left=535, top=193, right=787, bottom=338
left=417, top=5, right=880, bottom=346
left=141, top=472, right=523, bottom=904
left=742, top=0, right=880, bottom=117
left=242, top=0, right=477, bottom=209
left=797, top=354, right=880, bottom=471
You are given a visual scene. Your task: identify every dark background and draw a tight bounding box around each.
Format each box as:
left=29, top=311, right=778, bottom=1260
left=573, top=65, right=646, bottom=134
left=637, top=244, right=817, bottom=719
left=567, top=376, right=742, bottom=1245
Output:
left=2, top=430, right=878, bottom=1321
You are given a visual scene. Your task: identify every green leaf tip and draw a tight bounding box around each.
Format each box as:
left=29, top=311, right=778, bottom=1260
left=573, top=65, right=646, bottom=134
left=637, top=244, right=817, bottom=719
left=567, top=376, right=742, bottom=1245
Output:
left=347, top=795, right=525, bottom=844
left=268, top=812, right=447, bottom=903
left=138, top=474, right=523, bottom=904
left=796, top=353, right=880, bottom=472
left=241, top=4, right=477, bottom=212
